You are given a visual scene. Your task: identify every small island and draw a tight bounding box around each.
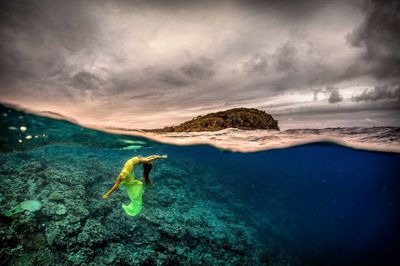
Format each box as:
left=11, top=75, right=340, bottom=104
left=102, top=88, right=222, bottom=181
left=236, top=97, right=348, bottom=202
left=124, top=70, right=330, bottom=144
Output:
left=145, top=108, right=279, bottom=132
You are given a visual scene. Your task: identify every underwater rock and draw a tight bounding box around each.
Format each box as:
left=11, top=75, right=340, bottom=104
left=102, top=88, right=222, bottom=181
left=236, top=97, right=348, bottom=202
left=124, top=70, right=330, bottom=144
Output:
left=95, top=243, right=124, bottom=264
left=67, top=247, right=94, bottom=266
left=7, top=248, right=56, bottom=266
left=77, top=219, right=108, bottom=246
left=41, top=202, right=60, bottom=217
left=47, top=191, right=64, bottom=202
left=45, top=228, right=61, bottom=246
left=55, top=204, right=67, bottom=215
left=4, top=200, right=42, bottom=217
left=176, top=246, right=187, bottom=255
left=63, top=214, right=82, bottom=235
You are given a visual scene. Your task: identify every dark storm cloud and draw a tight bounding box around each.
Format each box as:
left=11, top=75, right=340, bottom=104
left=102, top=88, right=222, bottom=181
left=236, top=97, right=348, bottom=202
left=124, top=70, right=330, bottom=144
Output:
left=0, top=0, right=358, bottom=95
left=158, top=71, right=190, bottom=87
left=325, top=86, right=343, bottom=104
left=352, top=85, right=400, bottom=102
left=179, top=58, right=214, bottom=80
left=274, top=43, right=298, bottom=72
left=311, top=86, right=343, bottom=103
left=158, top=58, right=214, bottom=87
left=0, top=1, right=100, bottom=86
left=243, top=52, right=269, bottom=75
left=243, top=43, right=299, bottom=76
left=0, top=0, right=399, bottom=128
left=348, top=0, right=400, bottom=79
left=70, top=71, right=104, bottom=90
left=242, top=40, right=361, bottom=94
left=239, top=0, right=332, bottom=19
left=126, top=0, right=333, bottom=17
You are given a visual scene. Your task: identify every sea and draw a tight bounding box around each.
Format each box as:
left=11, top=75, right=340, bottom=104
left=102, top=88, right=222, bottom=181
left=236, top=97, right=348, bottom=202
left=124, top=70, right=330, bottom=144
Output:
left=0, top=104, right=399, bottom=265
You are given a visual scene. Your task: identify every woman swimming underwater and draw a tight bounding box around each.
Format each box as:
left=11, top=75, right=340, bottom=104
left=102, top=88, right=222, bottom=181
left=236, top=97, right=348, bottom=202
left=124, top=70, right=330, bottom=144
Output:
left=102, top=154, right=168, bottom=216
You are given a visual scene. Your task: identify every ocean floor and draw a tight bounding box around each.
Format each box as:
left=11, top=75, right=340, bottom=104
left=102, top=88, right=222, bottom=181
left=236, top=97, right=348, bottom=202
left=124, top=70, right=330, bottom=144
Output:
left=1, top=145, right=273, bottom=265
left=1, top=105, right=400, bottom=265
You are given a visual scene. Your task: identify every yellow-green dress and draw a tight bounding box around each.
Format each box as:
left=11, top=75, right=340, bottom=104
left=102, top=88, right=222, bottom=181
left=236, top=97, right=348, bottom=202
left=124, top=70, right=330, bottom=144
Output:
left=119, top=157, right=144, bottom=216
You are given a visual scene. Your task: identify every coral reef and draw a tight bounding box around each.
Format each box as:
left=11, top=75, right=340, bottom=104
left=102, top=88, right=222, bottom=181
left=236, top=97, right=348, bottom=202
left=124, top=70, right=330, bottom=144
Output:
left=0, top=145, right=282, bottom=265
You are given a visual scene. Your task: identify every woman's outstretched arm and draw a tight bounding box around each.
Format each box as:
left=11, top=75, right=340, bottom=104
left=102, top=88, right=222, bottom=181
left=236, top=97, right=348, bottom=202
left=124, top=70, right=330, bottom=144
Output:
left=102, top=175, right=123, bottom=199
left=139, top=154, right=167, bottom=163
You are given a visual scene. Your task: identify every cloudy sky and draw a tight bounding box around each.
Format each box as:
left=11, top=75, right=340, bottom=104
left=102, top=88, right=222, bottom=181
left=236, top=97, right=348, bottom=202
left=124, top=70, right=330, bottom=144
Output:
left=0, top=0, right=399, bottom=129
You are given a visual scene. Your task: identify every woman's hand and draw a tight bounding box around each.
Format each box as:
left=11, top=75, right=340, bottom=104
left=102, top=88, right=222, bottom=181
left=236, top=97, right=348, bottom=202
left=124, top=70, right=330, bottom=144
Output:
left=161, top=154, right=168, bottom=159
left=102, top=192, right=110, bottom=200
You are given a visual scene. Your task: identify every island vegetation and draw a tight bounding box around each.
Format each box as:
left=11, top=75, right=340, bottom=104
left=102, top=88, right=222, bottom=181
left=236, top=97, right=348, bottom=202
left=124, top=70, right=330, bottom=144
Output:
left=145, top=108, right=279, bottom=132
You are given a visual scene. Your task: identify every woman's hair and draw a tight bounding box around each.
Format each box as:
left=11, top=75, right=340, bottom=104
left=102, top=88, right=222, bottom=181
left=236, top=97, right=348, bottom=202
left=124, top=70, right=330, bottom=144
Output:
left=142, top=162, right=153, bottom=185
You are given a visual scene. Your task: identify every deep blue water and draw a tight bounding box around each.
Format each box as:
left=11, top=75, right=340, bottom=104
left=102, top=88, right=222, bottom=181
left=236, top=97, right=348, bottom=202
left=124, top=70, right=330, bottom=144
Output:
left=1, top=105, right=399, bottom=265
left=161, top=143, right=400, bottom=264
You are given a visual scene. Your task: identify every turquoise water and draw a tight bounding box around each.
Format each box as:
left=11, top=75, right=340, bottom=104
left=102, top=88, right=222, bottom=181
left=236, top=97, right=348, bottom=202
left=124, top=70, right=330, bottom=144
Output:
left=1, top=105, right=399, bottom=265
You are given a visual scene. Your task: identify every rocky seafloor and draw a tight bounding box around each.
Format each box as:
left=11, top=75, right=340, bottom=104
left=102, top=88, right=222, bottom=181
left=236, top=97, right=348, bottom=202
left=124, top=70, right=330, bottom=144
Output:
left=1, top=145, right=282, bottom=265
